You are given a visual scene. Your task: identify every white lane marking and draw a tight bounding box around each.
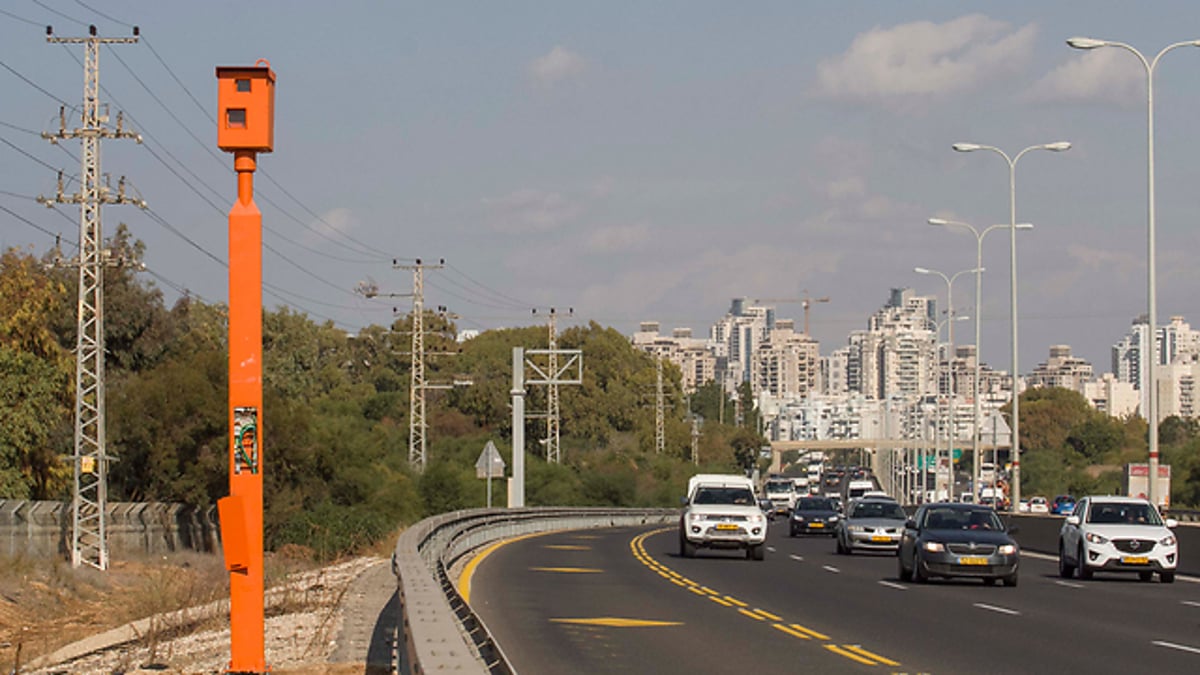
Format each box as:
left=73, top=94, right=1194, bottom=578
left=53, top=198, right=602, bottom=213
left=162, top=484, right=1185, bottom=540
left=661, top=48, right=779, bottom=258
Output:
left=1022, top=551, right=1200, bottom=583
left=789, top=554, right=804, bottom=562
left=1183, top=600, right=1200, bottom=608
left=1055, top=580, right=1084, bottom=589
left=1152, top=640, right=1200, bottom=655
left=878, top=580, right=907, bottom=590
left=822, top=565, right=840, bottom=574
left=767, top=546, right=777, bottom=553
left=973, top=603, right=1020, bottom=616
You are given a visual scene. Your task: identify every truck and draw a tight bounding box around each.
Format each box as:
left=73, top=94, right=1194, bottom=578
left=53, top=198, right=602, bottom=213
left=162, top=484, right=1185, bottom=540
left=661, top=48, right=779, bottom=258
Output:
left=763, top=477, right=797, bottom=515
left=845, top=479, right=875, bottom=500
left=1123, top=463, right=1171, bottom=509
left=680, top=474, right=767, bottom=560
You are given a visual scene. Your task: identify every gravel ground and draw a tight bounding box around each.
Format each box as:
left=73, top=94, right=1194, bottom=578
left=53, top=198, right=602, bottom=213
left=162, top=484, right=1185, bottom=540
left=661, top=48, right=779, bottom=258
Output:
left=21, top=556, right=396, bottom=675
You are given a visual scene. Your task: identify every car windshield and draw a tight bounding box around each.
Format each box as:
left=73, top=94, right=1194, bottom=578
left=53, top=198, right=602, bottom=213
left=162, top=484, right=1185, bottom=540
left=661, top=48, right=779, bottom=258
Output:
left=693, top=487, right=755, bottom=506
left=1086, top=502, right=1163, bottom=525
left=922, top=508, right=1004, bottom=531
left=797, top=499, right=834, bottom=511
left=851, top=502, right=907, bottom=520
left=765, top=481, right=793, bottom=492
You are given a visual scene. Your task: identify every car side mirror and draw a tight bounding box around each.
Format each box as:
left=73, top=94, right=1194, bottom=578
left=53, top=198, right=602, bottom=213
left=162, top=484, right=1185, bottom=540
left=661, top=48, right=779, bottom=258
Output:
left=681, top=496, right=689, bottom=506
left=1166, top=518, right=1178, bottom=529
left=1066, top=515, right=1080, bottom=526
left=905, top=518, right=917, bottom=530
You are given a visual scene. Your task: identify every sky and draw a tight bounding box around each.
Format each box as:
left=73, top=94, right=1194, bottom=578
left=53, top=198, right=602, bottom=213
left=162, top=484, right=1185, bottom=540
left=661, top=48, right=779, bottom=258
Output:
left=3, top=1, right=1200, bottom=374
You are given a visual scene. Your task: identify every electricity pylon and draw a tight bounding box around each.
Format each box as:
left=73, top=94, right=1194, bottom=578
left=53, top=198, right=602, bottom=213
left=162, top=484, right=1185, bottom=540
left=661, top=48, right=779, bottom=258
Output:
left=655, top=355, right=665, bottom=454
left=39, top=24, right=144, bottom=571
left=395, top=258, right=443, bottom=471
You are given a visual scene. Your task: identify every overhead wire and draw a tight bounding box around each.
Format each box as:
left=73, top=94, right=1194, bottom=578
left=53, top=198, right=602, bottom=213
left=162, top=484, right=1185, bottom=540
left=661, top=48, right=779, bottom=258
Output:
left=0, top=7, right=42, bottom=26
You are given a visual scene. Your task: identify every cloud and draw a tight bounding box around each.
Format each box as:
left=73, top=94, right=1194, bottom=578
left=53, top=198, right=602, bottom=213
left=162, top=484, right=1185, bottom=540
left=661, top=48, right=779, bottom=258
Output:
left=483, top=189, right=581, bottom=233
left=1040, top=243, right=1141, bottom=298
left=301, top=207, right=358, bottom=246
left=529, top=46, right=587, bottom=87
left=815, top=14, right=1036, bottom=100
left=1025, top=50, right=1144, bottom=103
left=586, top=223, right=649, bottom=253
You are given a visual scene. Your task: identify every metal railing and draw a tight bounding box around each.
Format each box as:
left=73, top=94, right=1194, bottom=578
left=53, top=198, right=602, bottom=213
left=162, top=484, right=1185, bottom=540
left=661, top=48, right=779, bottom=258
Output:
left=391, top=507, right=677, bottom=674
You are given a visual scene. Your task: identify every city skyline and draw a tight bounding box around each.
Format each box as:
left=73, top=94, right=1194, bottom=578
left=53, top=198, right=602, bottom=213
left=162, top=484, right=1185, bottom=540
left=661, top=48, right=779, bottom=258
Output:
left=3, top=3, right=1200, bottom=372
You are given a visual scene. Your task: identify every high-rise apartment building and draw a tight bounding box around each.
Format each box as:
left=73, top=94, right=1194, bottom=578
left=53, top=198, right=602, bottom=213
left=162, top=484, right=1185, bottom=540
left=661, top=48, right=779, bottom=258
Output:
left=1028, top=345, right=1094, bottom=392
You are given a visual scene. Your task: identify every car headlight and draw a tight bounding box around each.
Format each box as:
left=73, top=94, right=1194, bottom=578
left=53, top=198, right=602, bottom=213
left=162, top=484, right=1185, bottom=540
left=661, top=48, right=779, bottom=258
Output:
left=922, top=541, right=945, bottom=553
left=1160, top=535, right=1176, bottom=547
left=828, top=515, right=839, bottom=522
left=997, top=544, right=1017, bottom=555
left=848, top=525, right=866, bottom=533
left=688, top=513, right=706, bottom=523
left=1085, top=532, right=1109, bottom=544
left=792, top=514, right=805, bottom=521
left=749, top=513, right=764, bottom=524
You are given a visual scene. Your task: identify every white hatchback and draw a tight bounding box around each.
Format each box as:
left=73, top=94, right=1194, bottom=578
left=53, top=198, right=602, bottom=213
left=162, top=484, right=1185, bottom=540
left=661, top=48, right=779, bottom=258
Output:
left=1058, top=496, right=1178, bottom=583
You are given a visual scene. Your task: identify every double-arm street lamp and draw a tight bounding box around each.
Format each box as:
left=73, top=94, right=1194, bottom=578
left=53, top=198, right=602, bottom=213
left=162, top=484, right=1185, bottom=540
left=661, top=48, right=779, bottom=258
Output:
left=950, top=141, right=1070, bottom=513
left=916, top=266, right=982, bottom=501
left=928, top=218, right=1032, bottom=502
left=1067, top=36, right=1200, bottom=509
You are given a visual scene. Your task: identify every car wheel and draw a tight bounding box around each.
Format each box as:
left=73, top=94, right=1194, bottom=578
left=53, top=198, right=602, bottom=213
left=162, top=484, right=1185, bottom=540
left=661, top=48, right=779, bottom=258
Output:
left=1057, top=542, right=1075, bottom=578
left=1161, top=571, right=1176, bottom=584
left=680, top=535, right=696, bottom=559
left=1002, top=571, right=1018, bottom=587
left=1138, top=571, right=1154, bottom=582
left=748, top=544, right=765, bottom=561
left=912, top=555, right=928, bottom=584
left=1077, top=545, right=1093, bottom=580
left=897, top=555, right=912, bottom=582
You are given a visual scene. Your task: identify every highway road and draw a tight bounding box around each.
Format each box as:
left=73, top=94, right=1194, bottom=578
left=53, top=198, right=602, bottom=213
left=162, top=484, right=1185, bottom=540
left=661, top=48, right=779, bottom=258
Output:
left=468, top=522, right=1200, bottom=674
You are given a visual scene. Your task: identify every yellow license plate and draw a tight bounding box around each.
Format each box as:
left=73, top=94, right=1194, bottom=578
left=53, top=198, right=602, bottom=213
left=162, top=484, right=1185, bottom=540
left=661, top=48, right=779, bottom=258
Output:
left=870, top=536, right=891, bottom=542
left=958, top=557, right=988, bottom=566
left=809, top=523, right=825, bottom=528
left=1122, top=556, right=1149, bottom=565
left=715, top=523, right=739, bottom=531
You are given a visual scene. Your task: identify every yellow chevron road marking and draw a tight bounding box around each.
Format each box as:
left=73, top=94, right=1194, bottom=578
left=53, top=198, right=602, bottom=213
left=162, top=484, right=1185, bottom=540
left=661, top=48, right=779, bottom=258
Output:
left=550, top=617, right=683, bottom=628
left=825, top=644, right=878, bottom=665
left=771, top=623, right=812, bottom=640
left=844, top=644, right=901, bottom=666
left=529, top=567, right=602, bottom=573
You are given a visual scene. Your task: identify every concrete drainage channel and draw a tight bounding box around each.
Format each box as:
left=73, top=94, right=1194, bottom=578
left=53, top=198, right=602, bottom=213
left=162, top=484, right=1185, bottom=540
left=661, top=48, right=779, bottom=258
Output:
left=392, top=507, right=677, bottom=674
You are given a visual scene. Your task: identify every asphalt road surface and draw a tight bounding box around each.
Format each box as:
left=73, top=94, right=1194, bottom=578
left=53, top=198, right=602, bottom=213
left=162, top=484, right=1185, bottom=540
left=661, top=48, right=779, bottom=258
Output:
left=469, top=522, right=1200, bottom=674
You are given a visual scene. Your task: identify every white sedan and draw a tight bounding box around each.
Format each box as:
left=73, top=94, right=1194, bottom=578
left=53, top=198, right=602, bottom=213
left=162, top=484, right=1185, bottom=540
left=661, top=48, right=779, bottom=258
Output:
left=1028, top=496, right=1049, bottom=514
left=1058, top=496, right=1177, bottom=583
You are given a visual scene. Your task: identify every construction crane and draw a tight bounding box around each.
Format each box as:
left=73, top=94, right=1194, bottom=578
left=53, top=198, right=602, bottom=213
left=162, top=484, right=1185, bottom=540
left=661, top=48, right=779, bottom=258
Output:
left=751, top=291, right=829, bottom=335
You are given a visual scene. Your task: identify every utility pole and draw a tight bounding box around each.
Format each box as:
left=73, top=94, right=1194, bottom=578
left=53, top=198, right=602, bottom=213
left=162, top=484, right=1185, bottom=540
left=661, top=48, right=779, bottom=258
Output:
left=40, top=24, right=143, bottom=571
left=534, top=308, right=572, bottom=463
left=396, top=258, right=444, bottom=471
left=655, top=355, right=665, bottom=454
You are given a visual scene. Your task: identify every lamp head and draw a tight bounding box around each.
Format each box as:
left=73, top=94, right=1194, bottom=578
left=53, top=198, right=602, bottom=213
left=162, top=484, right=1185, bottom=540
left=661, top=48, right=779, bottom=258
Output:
left=928, top=217, right=950, bottom=226
left=914, top=267, right=931, bottom=275
left=1043, top=141, right=1072, bottom=152
left=952, top=143, right=982, bottom=152
left=1014, top=223, right=1034, bottom=231
left=1067, top=37, right=1107, bottom=50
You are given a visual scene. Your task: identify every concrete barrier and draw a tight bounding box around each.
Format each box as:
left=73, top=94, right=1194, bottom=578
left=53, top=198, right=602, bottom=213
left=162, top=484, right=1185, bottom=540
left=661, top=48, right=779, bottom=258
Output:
left=392, top=507, right=677, bottom=674
left=1009, top=513, right=1199, bottom=576
left=0, top=500, right=219, bottom=559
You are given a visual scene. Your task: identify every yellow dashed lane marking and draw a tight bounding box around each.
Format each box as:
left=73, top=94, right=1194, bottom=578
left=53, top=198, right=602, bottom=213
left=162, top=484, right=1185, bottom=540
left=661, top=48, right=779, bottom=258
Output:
left=825, top=644, right=877, bottom=665
left=629, top=528, right=903, bottom=669
left=551, top=617, right=682, bottom=628
left=738, top=608, right=766, bottom=621
left=772, top=623, right=812, bottom=640
left=844, top=644, right=900, bottom=666
left=529, top=567, right=603, bottom=573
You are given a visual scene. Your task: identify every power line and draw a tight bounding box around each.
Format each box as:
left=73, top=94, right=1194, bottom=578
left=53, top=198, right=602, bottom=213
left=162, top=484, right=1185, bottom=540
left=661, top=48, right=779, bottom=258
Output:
left=0, top=58, right=72, bottom=106
left=30, top=0, right=87, bottom=27
left=0, top=133, right=67, bottom=173
left=445, top=262, right=535, bottom=308
left=0, top=202, right=76, bottom=247
left=0, top=7, right=42, bottom=26
left=71, top=0, right=129, bottom=27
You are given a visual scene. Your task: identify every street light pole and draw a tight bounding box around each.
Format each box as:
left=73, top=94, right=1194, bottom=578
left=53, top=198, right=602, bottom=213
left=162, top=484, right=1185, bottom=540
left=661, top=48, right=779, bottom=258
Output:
left=1067, top=37, right=1200, bottom=509
left=929, top=218, right=1032, bottom=501
left=951, top=141, right=1070, bottom=513
left=930, top=312, right=971, bottom=502
left=916, top=266, right=981, bottom=501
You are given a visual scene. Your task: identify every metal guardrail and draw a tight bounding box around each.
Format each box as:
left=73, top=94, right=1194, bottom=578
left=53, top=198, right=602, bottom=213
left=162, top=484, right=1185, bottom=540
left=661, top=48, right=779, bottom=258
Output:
left=391, top=507, right=677, bottom=674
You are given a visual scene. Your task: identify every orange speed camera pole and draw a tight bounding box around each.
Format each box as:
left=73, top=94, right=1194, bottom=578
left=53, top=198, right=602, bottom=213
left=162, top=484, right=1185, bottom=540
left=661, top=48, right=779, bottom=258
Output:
left=215, top=59, right=275, bottom=675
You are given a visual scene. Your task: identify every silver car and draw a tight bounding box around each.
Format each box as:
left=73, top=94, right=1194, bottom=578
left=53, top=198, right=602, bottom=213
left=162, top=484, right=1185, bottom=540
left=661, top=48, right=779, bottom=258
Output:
left=836, top=498, right=908, bottom=554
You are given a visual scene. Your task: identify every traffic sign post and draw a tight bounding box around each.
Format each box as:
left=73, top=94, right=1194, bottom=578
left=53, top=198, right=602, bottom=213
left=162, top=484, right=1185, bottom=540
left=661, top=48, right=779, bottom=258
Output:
left=476, top=440, right=506, bottom=508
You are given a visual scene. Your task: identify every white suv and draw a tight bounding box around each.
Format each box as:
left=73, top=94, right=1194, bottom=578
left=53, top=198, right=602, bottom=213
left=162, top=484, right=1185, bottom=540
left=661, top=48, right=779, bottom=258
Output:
left=1058, top=496, right=1178, bottom=583
left=680, top=474, right=767, bottom=560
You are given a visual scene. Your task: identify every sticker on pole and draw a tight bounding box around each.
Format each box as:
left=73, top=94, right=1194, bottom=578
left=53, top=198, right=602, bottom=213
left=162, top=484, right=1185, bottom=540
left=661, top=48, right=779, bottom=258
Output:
left=233, top=406, right=259, bottom=475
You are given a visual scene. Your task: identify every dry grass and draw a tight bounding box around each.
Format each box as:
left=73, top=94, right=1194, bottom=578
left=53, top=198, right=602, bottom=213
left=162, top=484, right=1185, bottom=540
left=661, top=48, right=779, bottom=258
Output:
left=0, top=548, right=333, bottom=673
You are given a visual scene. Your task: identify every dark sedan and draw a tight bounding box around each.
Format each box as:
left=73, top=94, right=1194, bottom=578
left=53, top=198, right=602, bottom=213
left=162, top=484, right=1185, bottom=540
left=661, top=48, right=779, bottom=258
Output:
left=790, top=497, right=840, bottom=537
left=897, top=503, right=1019, bottom=586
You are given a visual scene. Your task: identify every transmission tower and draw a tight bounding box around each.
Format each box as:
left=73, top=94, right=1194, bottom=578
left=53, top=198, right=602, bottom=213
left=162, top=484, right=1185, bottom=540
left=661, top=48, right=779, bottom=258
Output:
left=655, top=355, right=665, bottom=454
left=535, top=308, right=571, bottom=463
left=39, top=24, right=143, bottom=571
left=396, top=258, right=443, bottom=471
